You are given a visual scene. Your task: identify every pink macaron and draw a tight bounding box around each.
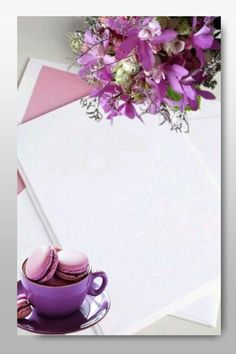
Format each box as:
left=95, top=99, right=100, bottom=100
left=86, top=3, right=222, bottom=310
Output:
left=25, top=245, right=59, bottom=283
left=17, top=294, right=32, bottom=319
left=56, top=250, right=90, bottom=282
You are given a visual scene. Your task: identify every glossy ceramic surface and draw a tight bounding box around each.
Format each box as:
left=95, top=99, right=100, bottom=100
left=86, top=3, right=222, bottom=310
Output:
left=17, top=281, right=111, bottom=334
left=21, top=260, right=108, bottom=317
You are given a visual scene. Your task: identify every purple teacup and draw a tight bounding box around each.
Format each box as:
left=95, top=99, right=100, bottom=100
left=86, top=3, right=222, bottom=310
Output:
left=20, top=260, right=108, bottom=318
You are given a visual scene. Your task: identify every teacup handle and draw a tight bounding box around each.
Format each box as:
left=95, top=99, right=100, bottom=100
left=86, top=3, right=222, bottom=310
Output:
left=88, top=271, right=108, bottom=296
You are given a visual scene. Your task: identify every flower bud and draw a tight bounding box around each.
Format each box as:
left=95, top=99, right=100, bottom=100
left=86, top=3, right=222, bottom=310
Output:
left=115, top=68, right=130, bottom=87
left=163, top=39, right=185, bottom=55
left=122, top=61, right=138, bottom=75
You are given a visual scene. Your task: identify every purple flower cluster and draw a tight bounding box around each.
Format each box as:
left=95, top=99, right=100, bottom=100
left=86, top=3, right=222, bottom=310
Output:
left=74, top=16, right=221, bottom=127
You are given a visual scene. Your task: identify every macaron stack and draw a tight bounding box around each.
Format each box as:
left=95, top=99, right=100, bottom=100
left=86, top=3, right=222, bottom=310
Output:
left=17, top=294, right=32, bottom=320
left=24, top=245, right=90, bottom=284
left=18, top=245, right=90, bottom=319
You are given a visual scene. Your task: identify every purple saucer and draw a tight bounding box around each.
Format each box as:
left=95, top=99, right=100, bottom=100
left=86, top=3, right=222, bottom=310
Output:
left=17, top=280, right=111, bottom=335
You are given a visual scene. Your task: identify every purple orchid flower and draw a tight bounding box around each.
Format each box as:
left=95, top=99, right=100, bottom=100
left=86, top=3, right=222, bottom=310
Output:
left=77, top=29, right=115, bottom=78
left=162, top=64, right=196, bottom=110
left=173, top=87, right=215, bottom=111
left=116, top=19, right=177, bottom=71
left=148, top=63, right=191, bottom=94
left=97, top=82, right=138, bottom=120
left=154, top=63, right=215, bottom=110
left=100, top=96, right=137, bottom=120
left=75, top=17, right=220, bottom=123
left=145, top=78, right=168, bottom=114
left=165, top=77, right=215, bottom=112
left=191, top=18, right=220, bottom=67
left=100, top=93, right=120, bottom=121
left=164, top=64, right=190, bottom=94
left=118, top=101, right=138, bottom=119
left=106, top=16, right=144, bottom=35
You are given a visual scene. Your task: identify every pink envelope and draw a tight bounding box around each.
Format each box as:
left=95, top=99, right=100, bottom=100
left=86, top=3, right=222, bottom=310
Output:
left=17, top=65, right=91, bottom=194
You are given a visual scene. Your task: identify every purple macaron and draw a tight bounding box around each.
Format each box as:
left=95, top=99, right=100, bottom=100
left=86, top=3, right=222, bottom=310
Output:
left=56, top=250, right=90, bottom=282
left=17, top=294, right=32, bottom=319
left=25, top=245, right=59, bottom=283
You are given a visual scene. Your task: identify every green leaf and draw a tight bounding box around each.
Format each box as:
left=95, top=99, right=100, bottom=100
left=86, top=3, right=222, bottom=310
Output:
left=176, top=18, right=191, bottom=35
left=156, top=17, right=170, bottom=29
left=167, top=86, right=182, bottom=101
left=184, top=105, right=192, bottom=112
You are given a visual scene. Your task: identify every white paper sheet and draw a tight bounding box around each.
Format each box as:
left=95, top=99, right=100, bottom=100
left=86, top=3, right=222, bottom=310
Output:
left=17, top=98, right=220, bottom=334
left=17, top=58, right=220, bottom=330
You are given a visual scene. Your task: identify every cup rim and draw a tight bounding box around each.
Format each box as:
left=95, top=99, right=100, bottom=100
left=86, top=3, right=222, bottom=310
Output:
left=21, top=259, right=92, bottom=288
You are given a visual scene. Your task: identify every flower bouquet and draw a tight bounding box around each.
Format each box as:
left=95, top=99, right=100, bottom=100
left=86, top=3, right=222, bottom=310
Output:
left=69, top=16, right=221, bottom=132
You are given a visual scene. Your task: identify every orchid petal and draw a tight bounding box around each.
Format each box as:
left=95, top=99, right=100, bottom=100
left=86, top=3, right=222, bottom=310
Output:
left=166, top=72, right=183, bottom=94
left=126, top=28, right=139, bottom=36
left=106, top=84, right=122, bottom=94
left=90, top=84, right=117, bottom=98
left=116, top=35, right=139, bottom=60
left=142, top=17, right=154, bottom=26
left=188, top=97, right=199, bottom=110
left=182, top=84, right=196, bottom=100
left=77, top=54, right=97, bottom=65
left=125, top=102, right=137, bottom=118
left=107, top=109, right=119, bottom=120
left=193, top=34, right=213, bottom=49
left=118, top=102, right=137, bottom=118
left=152, top=30, right=177, bottom=44
left=163, top=97, right=180, bottom=107
left=156, top=80, right=167, bottom=99
left=84, top=30, right=100, bottom=45
left=196, top=89, right=215, bottom=99
left=137, top=41, right=154, bottom=71
left=95, top=44, right=106, bottom=57
left=79, top=65, right=91, bottom=78
left=195, top=24, right=211, bottom=37
left=100, top=96, right=113, bottom=113
left=147, top=103, right=159, bottom=114
left=181, top=75, right=195, bottom=85
left=90, top=86, right=103, bottom=97
left=170, top=64, right=189, bottom=80
left=103, top=55, right=115, bottom=65
left=97, top=67, right=112, bottom=81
